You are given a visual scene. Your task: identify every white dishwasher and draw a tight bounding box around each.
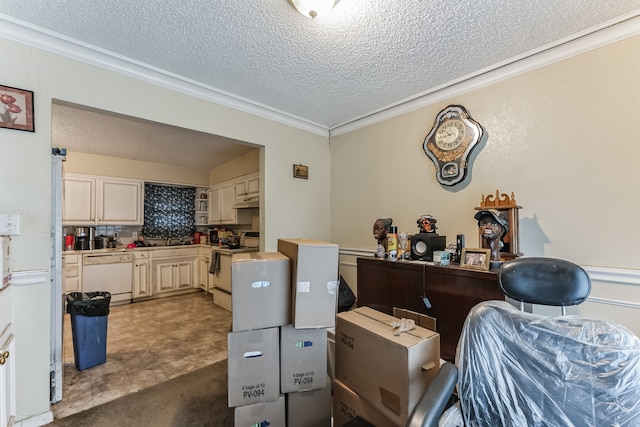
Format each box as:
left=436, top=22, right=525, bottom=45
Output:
left=82, top=252, right=134, bottom=304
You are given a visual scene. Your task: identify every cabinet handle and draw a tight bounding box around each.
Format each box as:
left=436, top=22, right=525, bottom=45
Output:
left=0, top=350, right=9, bottom=365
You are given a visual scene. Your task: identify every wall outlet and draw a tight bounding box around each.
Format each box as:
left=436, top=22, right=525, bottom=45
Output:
left=0, top=214, right=19, bottom=235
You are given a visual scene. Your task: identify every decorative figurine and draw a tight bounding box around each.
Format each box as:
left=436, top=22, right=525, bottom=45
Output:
left=373, top=218, right=393, bottom=258
left=474, top=209, right=509, bottom=261
left=417, top=215, right=438, bottom=233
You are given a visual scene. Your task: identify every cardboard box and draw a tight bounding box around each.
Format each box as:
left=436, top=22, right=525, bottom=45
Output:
left=327, top=327, right=335, bottom=382
left=280, top=324, right=327, bottom=393
left=286, top=379, right=332, bottom=427
left=234, top=395, right=285, bottom=427
left=335, top=307, right=440, bottom=426
left=393, top=307, right=437, bottom=332
left=231, top=252, right=290, bottom=332
left=277, top=238, right=339, bottom=329
left=333, top=379, right=396, bottom=427
left=228, top=327, right=280, bottom=407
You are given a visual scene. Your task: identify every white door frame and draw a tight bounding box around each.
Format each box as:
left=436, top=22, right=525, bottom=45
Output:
left=50, top=152, right=65, bottom=403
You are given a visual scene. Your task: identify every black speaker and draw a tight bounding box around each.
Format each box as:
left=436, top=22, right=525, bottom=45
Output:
left=455, top=234, right=465, bottom=263
left=411, top=234, right=446, bottom=261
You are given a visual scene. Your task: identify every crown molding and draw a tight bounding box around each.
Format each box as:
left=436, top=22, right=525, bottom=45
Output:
left=330, top=11, right=640, bottom=136
left=0, top=14, right=330, bottom=137
left=2, top=12, right=640, bottom=140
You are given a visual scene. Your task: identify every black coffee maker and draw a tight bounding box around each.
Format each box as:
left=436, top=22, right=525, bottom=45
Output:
left=209, top=229, right=219, bottom=245
left=74, top=227, right=95, bottom=250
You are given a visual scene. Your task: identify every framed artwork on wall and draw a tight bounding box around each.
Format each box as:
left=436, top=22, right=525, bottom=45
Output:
left=0, top=85, right=34, bottom=132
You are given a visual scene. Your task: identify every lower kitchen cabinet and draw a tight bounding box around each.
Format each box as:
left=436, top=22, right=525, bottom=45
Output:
left=0, top=324, right=16, bottom=427
left=62, top=254, right=81, bottom=293
left=133, top=252, right=151, bottom=299
left=154, top=259, right=194, bottom=294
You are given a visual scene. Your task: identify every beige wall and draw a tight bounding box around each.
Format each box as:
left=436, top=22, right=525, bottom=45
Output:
left=209, top=149, right=259, bottom=184
left=63, top=152, right=210, bottom=186
left=209, top=150, right=261, bottom=232
left=0, top=36, right=330, bottom=423
left=331, top=34, right=640, bottom=332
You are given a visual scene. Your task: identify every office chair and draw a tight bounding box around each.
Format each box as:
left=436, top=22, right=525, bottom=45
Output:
left=456, top=257, right=640, bottom=426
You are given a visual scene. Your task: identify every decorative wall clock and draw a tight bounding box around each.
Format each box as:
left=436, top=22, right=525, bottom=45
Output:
left=423, top=105, right=484, bottom=186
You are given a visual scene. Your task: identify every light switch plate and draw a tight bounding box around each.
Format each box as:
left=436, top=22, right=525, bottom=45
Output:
left=0, top=214, right=20, bottom=235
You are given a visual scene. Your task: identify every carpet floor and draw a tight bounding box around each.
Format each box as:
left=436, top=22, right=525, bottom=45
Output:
left=46, top=359, right=233, bottom=427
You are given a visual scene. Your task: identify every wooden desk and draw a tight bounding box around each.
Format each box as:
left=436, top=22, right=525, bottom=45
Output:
left=356, top=257, right=503, bottom=361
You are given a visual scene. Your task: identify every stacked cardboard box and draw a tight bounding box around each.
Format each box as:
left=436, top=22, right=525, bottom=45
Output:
left=227, top=252, right=290, bottom=425
left=335, top=307, right=441, bottom=426
left=227, top=239, right=339, bottom=426
left=278, top=238, right=339, bottom=427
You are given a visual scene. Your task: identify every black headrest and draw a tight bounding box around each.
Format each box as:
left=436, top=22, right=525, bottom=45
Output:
left=498, top=257, right=591, bottom=307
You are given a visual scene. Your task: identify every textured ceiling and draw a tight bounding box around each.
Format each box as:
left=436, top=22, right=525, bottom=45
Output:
left=2, top=1, right=640, bottom=168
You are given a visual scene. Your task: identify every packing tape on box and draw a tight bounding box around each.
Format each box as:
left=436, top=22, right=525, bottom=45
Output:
left=327, top=280, right=338, bottom=295
left=297, top=281, right=311, bottom=293
left=359, top=311, right=416, bottom=335
left=392, top=318, right=416, bottom=336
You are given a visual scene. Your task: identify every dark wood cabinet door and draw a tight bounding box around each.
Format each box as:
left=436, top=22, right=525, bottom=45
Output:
left=356, top=257, right=426, bottom=315
left=424, top=265, right=502, bottom=360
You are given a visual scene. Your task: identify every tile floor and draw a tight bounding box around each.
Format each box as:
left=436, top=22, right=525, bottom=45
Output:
left=52, top=291, right=231, bottom=420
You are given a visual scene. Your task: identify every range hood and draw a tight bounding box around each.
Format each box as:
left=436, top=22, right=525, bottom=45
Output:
left=234, top=196, right=259, bottom=209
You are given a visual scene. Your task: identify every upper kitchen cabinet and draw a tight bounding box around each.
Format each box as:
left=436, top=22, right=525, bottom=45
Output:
left=63, top=173, right=144, bottom=225
left=234, top=172, right=259, bottom=208
left=208, top=181, right=251, bottom=225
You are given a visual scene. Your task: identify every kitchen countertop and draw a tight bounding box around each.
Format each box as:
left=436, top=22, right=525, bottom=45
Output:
left=210, top=245, right=259, bottom=254
left=63, top=244, right=260, bottom=255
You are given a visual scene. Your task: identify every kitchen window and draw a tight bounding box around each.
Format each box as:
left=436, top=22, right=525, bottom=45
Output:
left=142, top=184, right=195, bottom=238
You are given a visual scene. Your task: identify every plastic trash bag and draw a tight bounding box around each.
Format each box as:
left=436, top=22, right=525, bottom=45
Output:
left=66, top=291, right=111, bottom=316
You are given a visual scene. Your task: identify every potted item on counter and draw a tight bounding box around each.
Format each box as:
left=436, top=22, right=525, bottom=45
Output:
left=226, top=235, right=241, bottom=249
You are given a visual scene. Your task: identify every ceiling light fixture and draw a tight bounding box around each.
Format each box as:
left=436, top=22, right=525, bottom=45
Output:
left=289, top=0, right=340, bottom=19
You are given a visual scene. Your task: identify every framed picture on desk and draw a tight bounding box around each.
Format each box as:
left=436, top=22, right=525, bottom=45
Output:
left=460, top=248, right=490, bottom=271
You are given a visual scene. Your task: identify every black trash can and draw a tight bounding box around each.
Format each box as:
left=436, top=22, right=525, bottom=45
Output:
left=66, top=292, right=111, bottom=370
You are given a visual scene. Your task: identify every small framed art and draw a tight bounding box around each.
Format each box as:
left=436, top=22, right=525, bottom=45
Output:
left=293, top=164, right=308, bottom=179
left=460, top=248, right=490, bottom=271
left=0, top=85, right=34, bottom=132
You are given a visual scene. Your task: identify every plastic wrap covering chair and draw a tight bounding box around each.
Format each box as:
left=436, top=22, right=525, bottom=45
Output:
left=456, top=257, right=640, bottom=426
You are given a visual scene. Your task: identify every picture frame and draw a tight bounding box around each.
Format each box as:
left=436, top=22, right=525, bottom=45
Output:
left=293, top=164, right=308, bottom=179
left=460, top=248, right=490, bottom=271
left=0, top=85, right=34, bottom=132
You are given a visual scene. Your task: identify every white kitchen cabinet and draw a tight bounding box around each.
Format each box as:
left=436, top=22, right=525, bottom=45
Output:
left=62, top=254, right=82, bottom=293
left=98, top=178, right=143, bottom=225
left=208, top=181, right=251, bottom=225
left=234, top=172, right=259, bottom=207
left=133, top=252, right=151, bottom=300
left=0, top=325, right=15, bottom=427
left=63, top=173, right=143, bottom=225
left=62, top=174, right=96, bottom=224
left=154, top=259, right=194, bottom=294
